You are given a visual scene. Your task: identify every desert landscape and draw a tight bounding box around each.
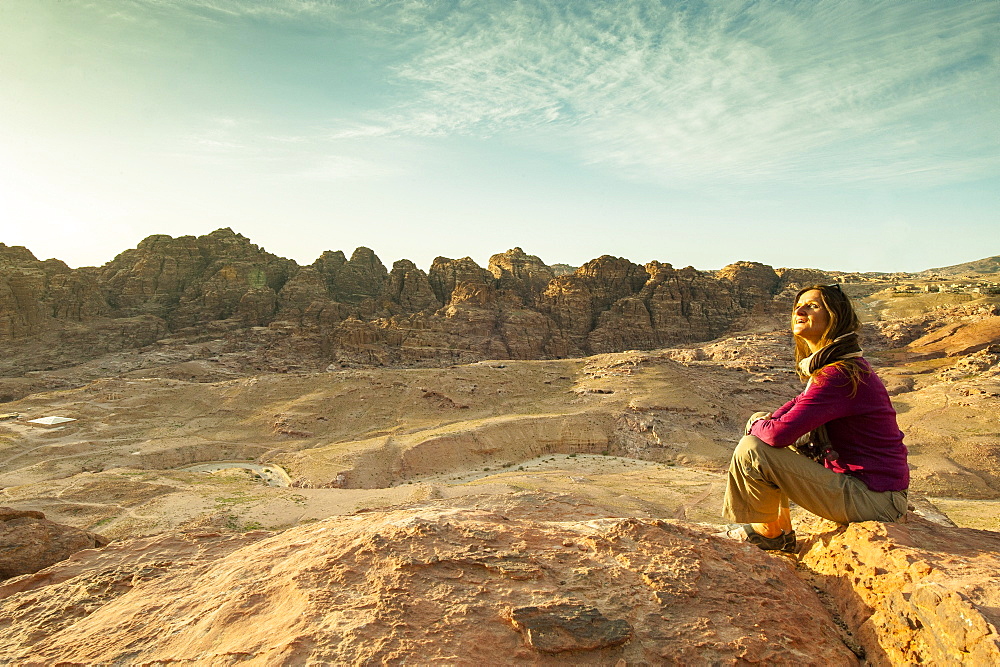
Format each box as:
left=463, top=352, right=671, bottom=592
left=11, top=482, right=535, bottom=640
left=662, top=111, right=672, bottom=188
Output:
left=0, top=230, right=999, bottom=662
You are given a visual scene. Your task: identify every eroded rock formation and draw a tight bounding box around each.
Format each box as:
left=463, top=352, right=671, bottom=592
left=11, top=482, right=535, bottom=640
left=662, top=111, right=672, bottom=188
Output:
left=2, top=229, right=826, bottom=386
left=0, top=507, right=109, bottom=579
left=0, top=244, right=109, bottom=339
left=0, top=499, right=856, bottom=664
left=799, top=514, right=1000, bottom=664
left=3, top=497, right=999, bottom=664
left=99, top=228, right=296, bottom=328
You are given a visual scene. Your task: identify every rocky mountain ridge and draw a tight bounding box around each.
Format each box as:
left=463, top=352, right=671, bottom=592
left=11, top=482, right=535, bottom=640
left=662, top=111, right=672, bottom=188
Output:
left=1, top=228, right=827, bottom=380
left=920, top=254, right=1000, bottom=277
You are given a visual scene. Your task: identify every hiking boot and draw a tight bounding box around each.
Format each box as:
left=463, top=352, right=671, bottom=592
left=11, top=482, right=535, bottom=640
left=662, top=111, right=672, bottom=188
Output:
left=721, top=523, right=797, bottom=553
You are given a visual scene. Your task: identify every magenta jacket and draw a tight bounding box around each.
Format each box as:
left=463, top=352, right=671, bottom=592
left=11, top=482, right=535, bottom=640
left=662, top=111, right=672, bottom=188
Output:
left=750, top=357, right=909, bottom=492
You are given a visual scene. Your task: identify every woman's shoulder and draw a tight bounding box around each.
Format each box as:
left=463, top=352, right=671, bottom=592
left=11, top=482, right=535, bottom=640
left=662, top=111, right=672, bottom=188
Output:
left=811, top=356, right=871, bottom=385
left=818, top=354, right=870, bottom=372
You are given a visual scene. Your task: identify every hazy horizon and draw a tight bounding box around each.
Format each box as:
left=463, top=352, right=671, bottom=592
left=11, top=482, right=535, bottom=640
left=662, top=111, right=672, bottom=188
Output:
left=2, top=1, right=998, bottom=273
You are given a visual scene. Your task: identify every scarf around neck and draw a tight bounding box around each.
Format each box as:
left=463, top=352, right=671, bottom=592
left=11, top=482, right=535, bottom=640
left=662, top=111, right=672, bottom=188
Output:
left=795, top=332, right=864, bottom=462
left=799, top=332, right=863, bottom=380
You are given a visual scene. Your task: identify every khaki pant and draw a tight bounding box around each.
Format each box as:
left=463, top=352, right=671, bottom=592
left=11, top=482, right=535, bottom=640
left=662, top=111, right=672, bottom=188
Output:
left=722, top=435, right=907, bottom=525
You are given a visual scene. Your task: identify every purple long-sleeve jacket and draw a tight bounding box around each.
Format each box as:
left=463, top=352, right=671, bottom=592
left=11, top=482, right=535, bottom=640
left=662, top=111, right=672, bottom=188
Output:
left=750, top=357, right=909, bottom=492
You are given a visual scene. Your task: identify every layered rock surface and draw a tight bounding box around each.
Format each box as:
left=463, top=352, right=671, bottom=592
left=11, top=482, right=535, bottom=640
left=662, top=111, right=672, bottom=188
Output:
left=799, top=515, right=1000, bottom=665
left=0, top=507, right=108, bottom=579
left=0, top=498, right=857, bottom=664
left=4, top=497, right=999, bottom=665
left=3, top=232, right=1000, bottom=662
left=1, top=230, right=813, bottom=387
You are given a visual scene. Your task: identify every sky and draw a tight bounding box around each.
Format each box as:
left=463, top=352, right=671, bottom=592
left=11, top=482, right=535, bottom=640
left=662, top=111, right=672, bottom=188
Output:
left=1, top=0, right=998, bottom=273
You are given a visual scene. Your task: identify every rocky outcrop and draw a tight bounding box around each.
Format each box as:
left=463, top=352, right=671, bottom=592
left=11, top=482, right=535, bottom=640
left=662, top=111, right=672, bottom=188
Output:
left=275, top=267, right=345, bottom=329
left=383, top=260, right=440, bottom=313
left=99, top=228, right=296, bottom=328
left=776, top=267, right=833, bottom=290
left=538, top=255, right=650, bottom=354
left=716, top=261, right=780, bottom=308
left=9, top=495, right=998, bottom=664
left=799, top=514, right=1000, bottom=665
left=428, top=256, right=496, bottom=306
left=488, top=247, right=555, bottom=307
left=0, top=500, right=857, bottom=664
left=98, top=233, right=206, bottom=318
left=866, top=303, right=1000, bottom=351
left=319, top=247, right=388, bottom=308
left=0, top=244, right=110, bottom=340
left=2, top=229, right=802, bottom=376
left=0, top=507, right=109, bottom=579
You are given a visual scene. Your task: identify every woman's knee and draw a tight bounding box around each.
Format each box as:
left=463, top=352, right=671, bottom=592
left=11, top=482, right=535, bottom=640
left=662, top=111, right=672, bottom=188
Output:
left=733, top=434, right=766, bottom=461
left=730, top=435, right=768, bottom=475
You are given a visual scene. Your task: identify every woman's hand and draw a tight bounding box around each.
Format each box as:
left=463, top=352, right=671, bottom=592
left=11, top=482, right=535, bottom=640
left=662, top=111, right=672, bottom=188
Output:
left=745, top=411, right=772, bottom=435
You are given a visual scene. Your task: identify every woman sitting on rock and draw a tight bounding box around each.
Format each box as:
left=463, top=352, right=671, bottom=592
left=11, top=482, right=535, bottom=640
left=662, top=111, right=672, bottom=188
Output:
left=722, top=283, right=909, bottom=553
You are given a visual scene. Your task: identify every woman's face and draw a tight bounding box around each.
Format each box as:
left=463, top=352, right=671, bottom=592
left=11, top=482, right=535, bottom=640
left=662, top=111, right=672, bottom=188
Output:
left=793, top=289, right=831, bottom=349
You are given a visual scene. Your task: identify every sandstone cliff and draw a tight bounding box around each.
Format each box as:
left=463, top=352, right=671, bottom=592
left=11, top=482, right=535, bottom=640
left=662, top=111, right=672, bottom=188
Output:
left=99, top=228, right=297, bottom=328
left=0, top=243, right=109, bottom=339
left=0, top=229, right=819, bottom=390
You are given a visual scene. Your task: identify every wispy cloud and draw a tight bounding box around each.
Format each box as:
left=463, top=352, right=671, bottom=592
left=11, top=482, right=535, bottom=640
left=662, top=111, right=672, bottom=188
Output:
left=338, top=0, right=1000, bottom=187
left=83, top=0, right=1000, bottom=187
left=171, top=116, right=388, bottom=181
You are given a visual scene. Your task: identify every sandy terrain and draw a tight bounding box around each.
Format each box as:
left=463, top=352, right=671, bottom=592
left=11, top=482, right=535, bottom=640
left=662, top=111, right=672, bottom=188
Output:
left=2, top=287, right=999, bottom=540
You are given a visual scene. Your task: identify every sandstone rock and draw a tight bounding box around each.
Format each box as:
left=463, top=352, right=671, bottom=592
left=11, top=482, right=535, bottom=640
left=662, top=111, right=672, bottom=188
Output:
left=99, top=233, right=207, bottom=317
left=0, top=245, right=110, bottom=340
left=497, top=308, right=563, bottom=359
left=488, top=247, right=555, bottom=307
left=548, top=262, right=576, bottom=277
left=588, top=296, right=657, bottom=352
left=717, top=260, right=780, bottom=308
left=61, top=315, right=168, bottom=355
left=310, top=248, right=348, bottom=279
left=538, top=256, right=649, bottom=355
left=383, top=259, right=440, bottom=313
left=276, top=267, right=346, bottom=329
left=776, top=267, right=833, bottom=290
left=171, top=232, right=296, bottom=328
left=100, top=229, right=296, bottom=329
left=45, top=266, right=111, bottom=321
left=327, top=316, right=394, bottom=365
left=799, top=514, right=1000, bottom=665
left=235, top=287, right=279, bottom=326
left=326, top=305, right=537, bottom=367
left=586, top=262, right=756, bottom=353
left=327, top=246, right=388, bottom=306
left=0, top=507, right=109, bottom=579
left=428, top=256, right=495, bottom=306
left=0, top=231, right=849, bottom=377
left=507, top=602, right=632, bottom=653
left=0, top=314, right=167, bottom=383
left=0, top=261, right=48, bottom=339
left=867, top=303, right=1000, bottom=350
left=316, top=252, right=789, bottom=366
left=447, top=281, right=498, bottom=308
left=0, top=501, right=856, bottom=664
left=903, top=317, right=1000, bottom=360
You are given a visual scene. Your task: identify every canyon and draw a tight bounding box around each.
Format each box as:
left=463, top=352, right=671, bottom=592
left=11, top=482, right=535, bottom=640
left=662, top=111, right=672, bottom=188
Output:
left=1, top=230, right=999, bottom=663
